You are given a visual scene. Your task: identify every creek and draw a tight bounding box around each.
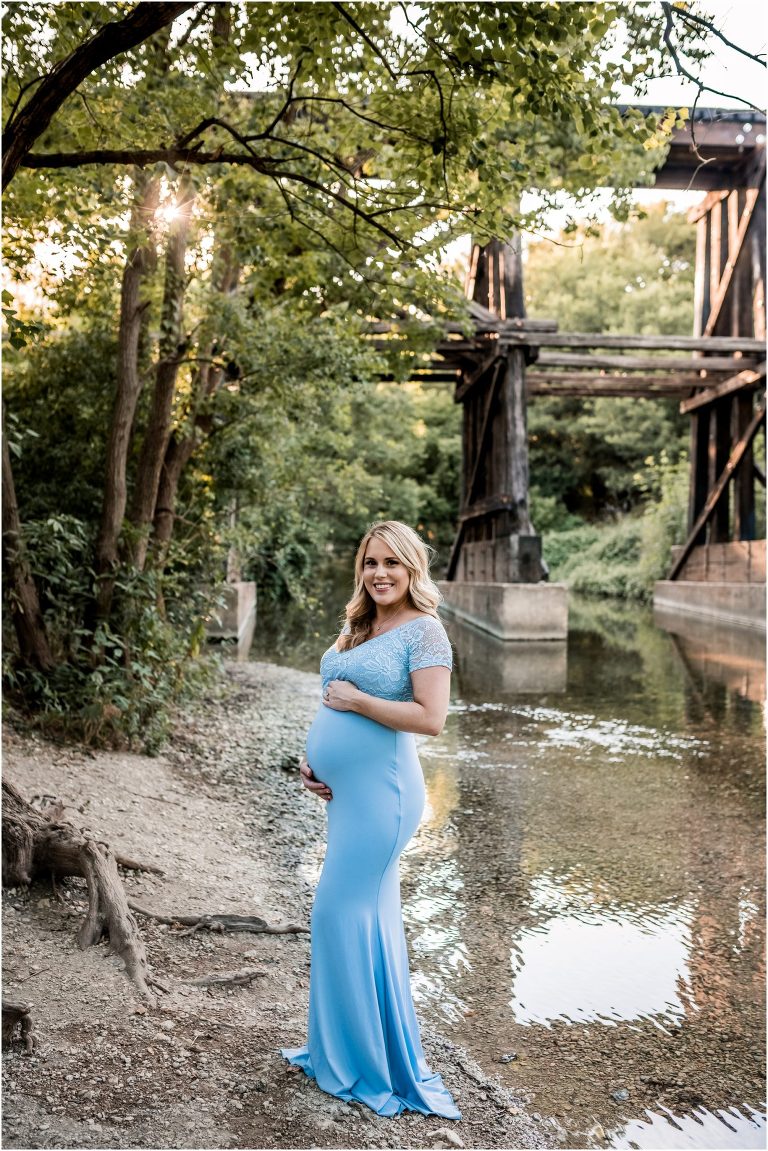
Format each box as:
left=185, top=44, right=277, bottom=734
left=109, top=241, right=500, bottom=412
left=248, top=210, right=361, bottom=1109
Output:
left=252, top=590, right=765, bottom=1149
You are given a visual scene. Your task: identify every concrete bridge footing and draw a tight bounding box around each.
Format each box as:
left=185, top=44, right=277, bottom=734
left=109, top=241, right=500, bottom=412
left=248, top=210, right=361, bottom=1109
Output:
left=438, top=580, right=568, bottom=641
left=653, top=580, right=765, bottom=633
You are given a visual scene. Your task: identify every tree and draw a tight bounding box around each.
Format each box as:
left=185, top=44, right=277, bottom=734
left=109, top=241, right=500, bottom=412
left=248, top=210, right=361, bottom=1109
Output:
left=2, top=2, right=720, bottom=737
left=1, top=2, right=194, bottom=185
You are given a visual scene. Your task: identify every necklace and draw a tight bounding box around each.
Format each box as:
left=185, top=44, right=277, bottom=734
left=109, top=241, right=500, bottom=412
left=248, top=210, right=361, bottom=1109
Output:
left=372, top=604, right=407, bottom=633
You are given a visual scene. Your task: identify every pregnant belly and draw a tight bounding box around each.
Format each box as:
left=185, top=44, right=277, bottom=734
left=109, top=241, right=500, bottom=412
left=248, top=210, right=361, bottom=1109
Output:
left=305, top=706, right=396, bottom=791
left=306, top=705, right=426, bottom=872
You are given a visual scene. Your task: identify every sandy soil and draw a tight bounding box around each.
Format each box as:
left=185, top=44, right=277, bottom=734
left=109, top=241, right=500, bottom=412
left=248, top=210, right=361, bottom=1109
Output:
left=2, top=661, right=554, bottom=1151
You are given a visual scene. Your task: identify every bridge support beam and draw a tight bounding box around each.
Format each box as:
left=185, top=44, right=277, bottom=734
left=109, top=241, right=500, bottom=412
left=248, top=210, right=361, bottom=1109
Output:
left=444, top=236, right=567, bottom=641
left=448, top=239, right=548, bottom=584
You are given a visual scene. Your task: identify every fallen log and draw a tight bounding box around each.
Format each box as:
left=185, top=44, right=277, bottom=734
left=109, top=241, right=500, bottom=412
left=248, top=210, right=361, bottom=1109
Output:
left=2, top=779, right=166, bottom=1003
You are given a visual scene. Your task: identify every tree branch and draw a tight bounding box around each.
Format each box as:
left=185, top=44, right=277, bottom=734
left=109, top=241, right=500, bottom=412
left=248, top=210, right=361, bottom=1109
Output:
left=22, top=148, right=410, bottom=246
left=256, top=58, right=304, bottom=140
left=332, top=2, right=399, bottom=82
left=174, top=0, right=210, bottom=50
left=332, top=0, right=451, bottom=194
left=666, top=3, right=766, bottom=67
left=2, top=1, right=195, bottom=186
left=251, top=92, right=433, bottom=147
left=3, top=73, right=45, bottom=137
left=660, top=2, right=765, bottom=119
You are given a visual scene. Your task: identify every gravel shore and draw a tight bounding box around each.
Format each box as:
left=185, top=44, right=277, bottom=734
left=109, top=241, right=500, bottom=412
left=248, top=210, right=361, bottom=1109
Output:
left=2, top=660, right=551, bottom=1150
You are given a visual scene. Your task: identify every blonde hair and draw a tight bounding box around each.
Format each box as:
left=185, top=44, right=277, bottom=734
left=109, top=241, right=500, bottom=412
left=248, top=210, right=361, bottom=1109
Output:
left=338, top=521, right=442, bottom=651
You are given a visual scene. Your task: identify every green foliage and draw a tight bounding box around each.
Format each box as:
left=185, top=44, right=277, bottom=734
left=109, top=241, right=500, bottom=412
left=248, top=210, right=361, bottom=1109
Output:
left=526, top=205, right=693, bottom=518
left=1, top=289, right=46, bottom=349
left=525, top=204, right=696, bottom=334
left=544, top=517, right=650, bottom=600
left=637, top=451, right=690, bottom=586
left=211, top=374, right=461, bottom=601
left=2, top=514, right=221, bottom=751
left=3, top=3, right=699, bottom=294
left=529, top=487, right=583, bottom=534
left=4, top=325, right=116, bottom=522
left=544, top=453, right=690, bottom=601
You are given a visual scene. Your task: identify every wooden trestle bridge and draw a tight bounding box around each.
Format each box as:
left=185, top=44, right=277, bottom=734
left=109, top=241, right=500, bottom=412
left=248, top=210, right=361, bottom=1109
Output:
left=383, top=107, right=766, bottom=623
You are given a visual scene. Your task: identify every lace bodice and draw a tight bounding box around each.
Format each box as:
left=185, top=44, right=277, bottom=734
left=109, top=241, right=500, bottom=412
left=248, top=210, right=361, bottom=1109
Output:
left=320, top=616, right=452, bottom=702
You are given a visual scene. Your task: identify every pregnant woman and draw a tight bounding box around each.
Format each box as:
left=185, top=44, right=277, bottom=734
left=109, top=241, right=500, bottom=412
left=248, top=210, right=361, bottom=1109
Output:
left=281, top=520, right=461, bottom=1121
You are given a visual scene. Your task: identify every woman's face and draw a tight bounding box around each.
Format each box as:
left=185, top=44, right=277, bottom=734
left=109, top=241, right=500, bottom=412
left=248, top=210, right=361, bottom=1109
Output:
left=361, top=535, right=411, bottom=611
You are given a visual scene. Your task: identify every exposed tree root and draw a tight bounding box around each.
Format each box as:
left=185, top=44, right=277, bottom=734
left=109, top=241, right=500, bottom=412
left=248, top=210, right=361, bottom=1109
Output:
left=2, top=999, right=35, bottom=1052
left=2, top=779, right=165, bottom=1003
left=3, top=779, right=307, bottom=1024
left=112, top=853, right=165, bottom=876
left=128, top=904, right=309, bottom=936
left=185, top=968, right=266, bottom=987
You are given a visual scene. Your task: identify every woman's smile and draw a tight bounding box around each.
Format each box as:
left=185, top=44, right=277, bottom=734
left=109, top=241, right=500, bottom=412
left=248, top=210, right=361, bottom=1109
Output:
left=362, top=538, right=409, bottom=609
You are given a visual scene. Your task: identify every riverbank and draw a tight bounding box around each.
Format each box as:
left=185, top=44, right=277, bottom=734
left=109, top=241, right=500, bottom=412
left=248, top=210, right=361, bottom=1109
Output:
left=2, top=660, right=552, bottom=1151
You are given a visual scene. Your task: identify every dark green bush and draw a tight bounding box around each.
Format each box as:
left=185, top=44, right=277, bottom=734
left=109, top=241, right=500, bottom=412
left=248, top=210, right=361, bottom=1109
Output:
left=3, top=514, right=222, bottom=751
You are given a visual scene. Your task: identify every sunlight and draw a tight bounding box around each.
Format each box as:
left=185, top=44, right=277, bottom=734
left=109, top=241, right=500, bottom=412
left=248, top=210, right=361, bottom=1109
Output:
left=156, top=203, right=180, bottom=225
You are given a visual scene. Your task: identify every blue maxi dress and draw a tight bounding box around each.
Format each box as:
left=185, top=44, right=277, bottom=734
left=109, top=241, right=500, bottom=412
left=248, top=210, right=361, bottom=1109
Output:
left=281, top=615, right=461, bottom=1120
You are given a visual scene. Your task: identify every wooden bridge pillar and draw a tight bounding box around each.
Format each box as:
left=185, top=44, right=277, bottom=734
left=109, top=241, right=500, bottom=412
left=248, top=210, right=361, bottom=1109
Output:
left=734, top=392, right=756, bottom=541
left=439, top=237, right=567, bottom=641
left=655, top=123, right=765, bottom=630
left=446, top=237, right=546, bottom=585
left=683, top=150, right=765, bottom=555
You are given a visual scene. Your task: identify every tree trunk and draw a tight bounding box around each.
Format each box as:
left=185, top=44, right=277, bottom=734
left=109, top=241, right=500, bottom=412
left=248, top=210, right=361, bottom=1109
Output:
left=151, top=427, right=200, bottom=572
left=2, top=779, right=162, bottom=1003
left=147, top=244, right=238, bottom=573
left=130, top=174, right=196, bottom=570
left=1, top=412, right=55, bottom=672
left=92, top=171, right=160, bottom=623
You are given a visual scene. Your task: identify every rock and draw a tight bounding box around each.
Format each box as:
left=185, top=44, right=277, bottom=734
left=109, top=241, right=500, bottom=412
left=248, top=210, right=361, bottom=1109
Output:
left=611, top=1087, right=630, bottom=1102
left=428, top=1128, right=464, bottom=1148
left=499, top=1052, right=518, bottom=1063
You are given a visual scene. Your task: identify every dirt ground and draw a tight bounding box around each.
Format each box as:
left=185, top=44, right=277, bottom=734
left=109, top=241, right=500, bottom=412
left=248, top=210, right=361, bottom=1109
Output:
left=2, top=661, right=555, bottom=1151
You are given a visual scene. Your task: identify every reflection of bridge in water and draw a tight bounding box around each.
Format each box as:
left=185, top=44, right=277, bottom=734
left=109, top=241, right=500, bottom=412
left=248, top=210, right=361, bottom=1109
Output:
left=446, top=593, right=765, bottom=703
left=655, top=605, right=766, bottom=708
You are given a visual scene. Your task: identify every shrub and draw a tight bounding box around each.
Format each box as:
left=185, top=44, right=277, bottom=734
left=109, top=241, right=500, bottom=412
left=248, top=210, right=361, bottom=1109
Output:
left=2, top=515, right=222, bottom=751
left=542, top=453, right=691, bottom=601
left=544, top=517, right=648, bottom=600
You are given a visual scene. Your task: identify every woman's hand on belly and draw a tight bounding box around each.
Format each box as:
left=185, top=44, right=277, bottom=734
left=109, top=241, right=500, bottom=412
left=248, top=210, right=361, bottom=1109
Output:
left=322, top=679, right=363, bottom=712
left=300, top=755, right=333, bottom=801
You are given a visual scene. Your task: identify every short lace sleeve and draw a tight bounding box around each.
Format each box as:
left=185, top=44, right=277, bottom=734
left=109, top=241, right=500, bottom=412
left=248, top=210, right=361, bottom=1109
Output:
left=408, top=616, right=453, bottom=674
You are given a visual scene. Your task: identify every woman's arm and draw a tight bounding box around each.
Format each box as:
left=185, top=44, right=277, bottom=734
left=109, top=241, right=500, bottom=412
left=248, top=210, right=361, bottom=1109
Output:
left=323, top=665, right=450, bottom=737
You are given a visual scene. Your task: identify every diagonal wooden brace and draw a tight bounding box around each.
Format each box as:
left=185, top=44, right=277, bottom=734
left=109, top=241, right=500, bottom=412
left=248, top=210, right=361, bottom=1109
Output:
left=668, top=402, right=766, bottom=580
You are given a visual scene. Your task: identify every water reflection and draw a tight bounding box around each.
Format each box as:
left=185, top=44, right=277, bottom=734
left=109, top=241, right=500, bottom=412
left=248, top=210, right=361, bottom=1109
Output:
left=609, top=1103, right=766, bottom=1149
left=447, top=614, right=568, bottom=696
left=510, top=875, right=696, bottom=1028
left=402, top=751, right=471, bottom=1024
left=409, top=596, right=765, bottom=1149
left=654, top=607, right=766, bottom=706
